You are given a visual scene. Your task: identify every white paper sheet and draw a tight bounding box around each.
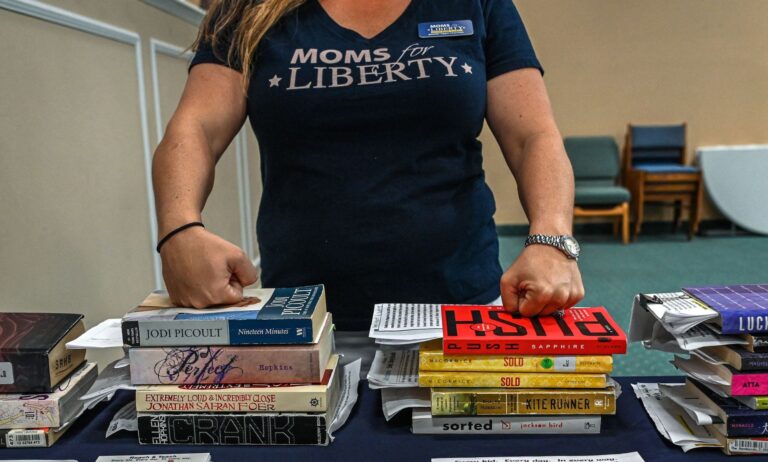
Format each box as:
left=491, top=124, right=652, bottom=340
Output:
left=672, top=356, right=730, bottom=386
left=433, top=453, right=645, bottom=462
left=329, top=359, right=362, bottom=438
left=367, top=349, right=419, bottom=389
left=369, top=304, right=442, bottom=344
left=106, top=401, right=138, bottom=438
left=80, top=358, right=135, bottom=409
left=381, top=387, right=430, bottom=421
left=660, top=383, right=719, bottom=425
left=66, top=318, right=124, bottom=349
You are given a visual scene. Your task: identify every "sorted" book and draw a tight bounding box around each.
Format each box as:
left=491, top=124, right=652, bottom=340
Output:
left=430, top=386, right=617, bottom=416
left=121, top=285, right=327, bottom=347
left=441, top=306, right=626, bottom=355
left=411, top=410, right=601, bottom=434
left=129, top=314, right=333, bottom=385
left=0, top=313, right=86, bottom=393
left=419, top=339, right=613, bottom=373
left=418, top=371, right=607, bottom=389
left=135, top=355, right=340, bottom=413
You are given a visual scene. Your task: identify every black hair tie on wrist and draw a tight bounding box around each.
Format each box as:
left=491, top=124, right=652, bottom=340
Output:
left=156, top=222, right=204, bottom=253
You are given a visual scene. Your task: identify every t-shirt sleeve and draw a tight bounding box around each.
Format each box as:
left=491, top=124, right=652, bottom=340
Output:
left=189, top=15, right=242, bottom=72
left=483, top=0, right=543, bottom=80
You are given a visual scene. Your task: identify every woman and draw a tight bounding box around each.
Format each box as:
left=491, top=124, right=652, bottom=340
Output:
left=153, top=0, right=584, bottom=331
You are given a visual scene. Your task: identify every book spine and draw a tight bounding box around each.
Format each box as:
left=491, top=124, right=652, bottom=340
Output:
left=431, top=388, right=616, bottom=416
left=137, top=413, right=329, bottom=445
left=129, top=346, right=318, bottom=385
left=418, top=352, right=613, bottom=373
left=411, top=414, right=601, bottom=435
left=135, top=389, right=330, bottom=413
left=442, top=338, right=625, bottom=356
left=0, top=396, right=62, bottom=429
left=124, top=318, right=314, bottom=347
left=740, top=357, right=768, bottom=371
left=721, top=312, right=768, bottom=335
left=726, top=416, right=768, bottom=437
left=751, top=335, right=768, bottom=351
left=731, top=374, right=768, bottom=395
left=723, top=436, right=768, bottom=455
left=418, top=372, right=607, bottom=389
left=0, top=429, right=54, bottom=448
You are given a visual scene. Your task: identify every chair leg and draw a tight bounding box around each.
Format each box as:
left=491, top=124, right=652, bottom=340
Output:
left=621, top=203, right=630, bottom=245
left=689, top=177, right=704, bottom=239
left=613, top=217, right=620, bottom=237
left=634, top=198, right=644, bottom=240
left=673, top=200, right=682, bottom=231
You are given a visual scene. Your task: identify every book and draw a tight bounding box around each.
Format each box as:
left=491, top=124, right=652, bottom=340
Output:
left=0, top=425, right=70, bottom=448
left=0, top=313, right=87, bottom=393
left=430, top=386, right=617, bottom=416
left=418, top=339, right=613, bottom=373
left=135, top=355, right=340, bottom=413
left=706, top=424, right=768, bottom=455
left=441, top=306, right=626, bottom=355
left=700, top=345, right=768, bottom=371
left=683, top=284, right=768, bottom=334
left=687, top=378, right=768, bottom=437
left=735, top=395, right=768, bottom=411
left=741, top=333, right=768, bottom=352
left=675, top=355, right=768, bottom=396
left=0, top=362, right=97, bottom=429
left=122, top=285, right=327, bottom=347
left=418, top=371, right=607, bottom=389
left=410, top=409, right=601, bottom=434
left=129, top=314, right=334, bottom=385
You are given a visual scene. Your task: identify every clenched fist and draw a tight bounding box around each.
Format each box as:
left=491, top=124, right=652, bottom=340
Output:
left=500, top=244, right=584, bottom=316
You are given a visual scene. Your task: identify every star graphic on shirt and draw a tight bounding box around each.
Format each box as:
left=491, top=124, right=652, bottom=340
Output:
left=461, top=63, right=473, bottom=74
left=268, top=75, right=282, bottom=87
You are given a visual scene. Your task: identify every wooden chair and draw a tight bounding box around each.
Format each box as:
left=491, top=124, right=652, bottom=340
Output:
left=623, top=123, right=702, bottom=240
left=564, top=136, right=631, bottom=244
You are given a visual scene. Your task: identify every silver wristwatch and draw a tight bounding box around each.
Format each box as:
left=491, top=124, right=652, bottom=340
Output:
left=524, top=234, right=580, bottom=260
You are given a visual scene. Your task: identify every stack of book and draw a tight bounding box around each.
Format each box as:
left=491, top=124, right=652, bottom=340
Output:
left=0, top=313, right=98, bottom=448
left=411, top=305, right=628, bottom=434
left=121, top=284, right=342, bottom=446
left=630, top=284, right=768, bottom=455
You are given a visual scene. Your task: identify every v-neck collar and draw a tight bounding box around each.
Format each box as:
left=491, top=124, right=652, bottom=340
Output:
left=312, top=0, right=420, bottom=43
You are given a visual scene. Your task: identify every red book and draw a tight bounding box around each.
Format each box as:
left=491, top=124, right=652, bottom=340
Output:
left=441, top=306, right=627, bottom=355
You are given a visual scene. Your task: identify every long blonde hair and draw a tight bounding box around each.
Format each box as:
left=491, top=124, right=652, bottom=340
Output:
left=193, top=0, right=306, bottom=89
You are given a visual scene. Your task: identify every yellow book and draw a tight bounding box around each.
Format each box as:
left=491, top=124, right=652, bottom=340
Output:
left=419, top=340, right=613, bottom=373
left=418, top=371, right=607, bottom=389
left=430, top=387, right=617, bottom=416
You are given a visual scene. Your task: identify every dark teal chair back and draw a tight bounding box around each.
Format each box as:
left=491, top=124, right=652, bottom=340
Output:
left=629, top=124, right=685, bottom=166
left=564, top=136, right=620, bottom=186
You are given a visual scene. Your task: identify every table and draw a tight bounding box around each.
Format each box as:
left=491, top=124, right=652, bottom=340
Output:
left=0, top=377, right=755, bottom=461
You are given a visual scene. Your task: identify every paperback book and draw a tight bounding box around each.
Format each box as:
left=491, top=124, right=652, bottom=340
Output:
left=0, top=426, right=70, bottom=448
left=741, top=333, right=768, bottom=352
left=419, top=339, right=613, bottom=373
left=0, top=313, right=87, bottom=393
left=687, top=378, right=768, bottom=437
left=699, top=345, right=768, bottom=371
left=430, top=386, right=617, bottom=416
left=410, top=409, right=601, bottom=434
left=706, top=424, right=768, bottom=455
left=683, top=284, right=768, bottom=335
left=418, top=371, right=607, bottom=389
left=0, top=362, right=96, bottom=429
left=121, top=285, right=327, bottom=347
left=674, top=355, right=768, bottom=396
left=135, top=355, right=340, bottom=413
left=441, top=306, right=626, bottom=356
left=129, top=314, right=333, bottom=385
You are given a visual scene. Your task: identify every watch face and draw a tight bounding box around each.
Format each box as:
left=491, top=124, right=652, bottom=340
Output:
left=562, top=236, right=580, bottom=257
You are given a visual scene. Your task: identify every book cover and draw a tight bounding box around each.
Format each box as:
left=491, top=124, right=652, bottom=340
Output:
left=0, top=362, right=97, bottom=429
left=683, top=284, right=768, bottom=334
left=700, top=345, right=768, bottom=371
left=430, top=386, right=617, bottom=416
left=735, top=396, right=768, bottom=411
left=742, top=333, right=768, bottom=352
left=707, top=424, right=768, bottom=455
left=0, top=426, right=70, bottom=448
left=688, top=378, right=768, bottom=437
left=129, top=314, right=333, bottom=385
left=0, top=313, right=87, bottom=393
left=122, top=285, right=326, bottom=347
left=418, top=371, right=607, bottom=389
left=441, top=306, right=626, bottom=356
left=419, top=339, right=613, bottom=373
left=135, top=355, right=340, bottom=413
left=411, top=410, right=601, bottom=434
left=137, top=413, right=330, bottom=445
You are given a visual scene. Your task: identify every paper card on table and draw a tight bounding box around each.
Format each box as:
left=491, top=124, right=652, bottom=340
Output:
left=96, top=455, right=211, bottom=462
left=432, top=452, right=646, bottom=462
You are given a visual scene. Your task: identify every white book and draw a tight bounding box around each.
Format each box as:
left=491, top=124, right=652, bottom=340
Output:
left=411, top=409, right=601, bottom=434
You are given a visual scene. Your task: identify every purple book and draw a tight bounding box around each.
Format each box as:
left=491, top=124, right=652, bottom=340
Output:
left=683, top=284, right=768, bottom=334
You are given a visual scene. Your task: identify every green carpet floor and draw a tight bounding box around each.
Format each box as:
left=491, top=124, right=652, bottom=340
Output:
left=498, top=233, right=768, bottom=376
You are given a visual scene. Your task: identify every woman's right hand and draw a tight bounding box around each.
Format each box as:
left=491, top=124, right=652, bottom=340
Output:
left=159, top=226, right=259, bottom=308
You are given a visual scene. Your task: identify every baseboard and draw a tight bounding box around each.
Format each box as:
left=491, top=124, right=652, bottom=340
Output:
left=496, top=219, right=748, bottom=237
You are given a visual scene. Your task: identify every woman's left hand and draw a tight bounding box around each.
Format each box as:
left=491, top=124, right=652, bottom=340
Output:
left=500, top=244, right=585, bottom=316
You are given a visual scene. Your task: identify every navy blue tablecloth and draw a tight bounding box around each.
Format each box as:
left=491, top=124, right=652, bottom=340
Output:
left=0, top=377, right=756, bottom=461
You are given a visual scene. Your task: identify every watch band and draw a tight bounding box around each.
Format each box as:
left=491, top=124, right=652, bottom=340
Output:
left=524, top=234, right=579, bottom=260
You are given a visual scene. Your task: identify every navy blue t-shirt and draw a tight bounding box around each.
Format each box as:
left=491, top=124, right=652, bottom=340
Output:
left=191, top=0, right=542, bottom=330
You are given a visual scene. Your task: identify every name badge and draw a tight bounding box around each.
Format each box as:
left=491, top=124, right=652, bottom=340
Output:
left=418, top=20, right=474, bottom=38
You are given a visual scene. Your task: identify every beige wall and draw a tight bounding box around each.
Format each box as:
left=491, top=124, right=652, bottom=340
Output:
left=486, top=0, right=768, bottom=224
